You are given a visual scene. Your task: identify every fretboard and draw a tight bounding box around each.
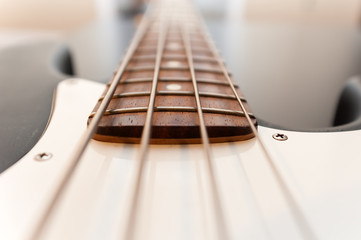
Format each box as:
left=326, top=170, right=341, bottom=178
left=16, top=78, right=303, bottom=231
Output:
left=88, top=0, right=257, bottom=144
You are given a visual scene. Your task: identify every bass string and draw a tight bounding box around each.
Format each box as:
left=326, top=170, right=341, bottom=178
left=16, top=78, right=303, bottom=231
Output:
left=122, top=7, right=169, bottom=240
left=123, top=1, right=231, bottom=239
left=29, top=5, right=153, bottom=240
left=197, top=11, right=318, bottom=240
left=180, top=12, right=230, bottom=240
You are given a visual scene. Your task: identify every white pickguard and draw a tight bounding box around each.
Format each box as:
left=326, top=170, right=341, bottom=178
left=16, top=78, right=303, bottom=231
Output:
left=1, top=79, right=361, bottom=240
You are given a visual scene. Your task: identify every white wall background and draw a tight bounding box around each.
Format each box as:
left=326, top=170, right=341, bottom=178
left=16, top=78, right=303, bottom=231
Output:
left=0, top=0, right=97, bottom=30
left=0, top=0, right=360, bottom=31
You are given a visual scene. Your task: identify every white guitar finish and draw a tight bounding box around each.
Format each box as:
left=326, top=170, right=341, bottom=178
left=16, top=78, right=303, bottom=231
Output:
left=1, top=79, right=361, bottom=240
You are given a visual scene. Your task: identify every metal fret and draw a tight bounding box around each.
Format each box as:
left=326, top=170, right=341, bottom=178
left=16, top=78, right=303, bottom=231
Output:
left=157, top=77, right=238, bottom=87
left=118, top=77, right=154, bottom=83
left=158, top=76, right=190, bottom=82
left=98, top=90, right=247, bottom=101
left=196, top=78, right=238, bottom=87
left=198, top=91, right=245, bottom=100
left=111, top=76, right=239, bottom=87
left=98, top=91, right=150, bottom=100
left=158, top=90, right=245, bottom=100
left=127, top=65, right=188, bottom=71
left=132, top=54, right=186, bottom=61
left=126, top=65, right=229, bottom=75
left=89, top=106, right=254, bottom=118
left=132, top=54, right=220, bottom=63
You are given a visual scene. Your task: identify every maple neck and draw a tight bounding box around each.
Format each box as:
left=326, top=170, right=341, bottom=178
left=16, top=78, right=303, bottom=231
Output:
left=88, top=0, right=257, bottom=144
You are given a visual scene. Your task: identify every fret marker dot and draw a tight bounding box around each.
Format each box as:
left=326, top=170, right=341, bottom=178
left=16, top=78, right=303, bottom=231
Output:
left=166, top=84, right=182, bottom=91
left=166, top=61, right=181, bottom=68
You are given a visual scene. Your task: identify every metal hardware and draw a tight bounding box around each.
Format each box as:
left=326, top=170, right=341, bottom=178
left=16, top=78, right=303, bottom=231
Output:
left=132, top=54, right=186, bottom=61
left=120, top=77, right=155, bottom=83
left=198, top=91, right=245, bottom=100
left=109, top=76, right=239, bottom=87
left=89, top=106, right=255, bottom=118
left=34, top=152, right=53, bottom=161
left=272, top=133, right=288, bottom=141
left=132, top=54, right=219, bottom=63
left=98, top=91, right=150, bottom=101
left=98, top=90, right=247, bottom=102
left=126, top=65, right=229, bottom=75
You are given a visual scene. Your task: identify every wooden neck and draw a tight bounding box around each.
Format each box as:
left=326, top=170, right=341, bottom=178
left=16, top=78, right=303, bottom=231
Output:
left=88, top=0, right=257, bottom=144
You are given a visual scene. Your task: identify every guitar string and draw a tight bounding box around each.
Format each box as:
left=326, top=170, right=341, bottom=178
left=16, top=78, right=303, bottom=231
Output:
left=180, top=11, right=229, bottom=240
left=178, top=17, right=210, bottom=239
left=122, top=9, right=168, bottom=240
left=28, top=1, right=312, bottom=240
left=196, top=13, right=318, bottom=240
left=29, top=7, right=153, bottom=240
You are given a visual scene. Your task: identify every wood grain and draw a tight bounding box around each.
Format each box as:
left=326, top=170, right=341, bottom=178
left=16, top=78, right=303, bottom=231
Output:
left=88, top=20, right=257, bottom=144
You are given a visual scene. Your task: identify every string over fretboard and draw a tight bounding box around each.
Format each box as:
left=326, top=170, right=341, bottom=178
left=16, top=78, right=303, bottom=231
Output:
left=88, top=0, right=257, bottom=144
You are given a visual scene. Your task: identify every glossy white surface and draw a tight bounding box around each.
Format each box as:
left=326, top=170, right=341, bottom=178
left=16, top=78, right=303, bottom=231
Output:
left=1, top=79, right=361, bottom=239
left=0, top=79, right=104, bottom=240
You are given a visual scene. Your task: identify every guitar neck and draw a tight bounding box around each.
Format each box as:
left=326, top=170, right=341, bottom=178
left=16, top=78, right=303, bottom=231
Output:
left=88, top=0, right=257, bottom=144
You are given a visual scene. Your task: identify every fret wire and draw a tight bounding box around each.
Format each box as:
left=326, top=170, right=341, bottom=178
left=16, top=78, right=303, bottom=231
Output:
left=118, top=77, right=154, bottom=83
left=132, top=53, right=220, bottom=63
left=98, top=91, right=150, bottom=100
left=132, top=54, right=186, bottom=61
left=197, top=78, right=239, bottom=88
left=126, top=65, right=228, bottom=75
left=123, top=16, right=168, bottom=240
left=29, top=7, right=152, bottom=240
left=89, top=106, right=255, bottom=118
left=112, top=77, right=238, bottom=87
left=199, top=13, right=318, bottom=240
left=98, top=91, right=247, bottom=102
left=180, top=18, right=230, bottom=240
left=163, top=90, right=245, bottom=100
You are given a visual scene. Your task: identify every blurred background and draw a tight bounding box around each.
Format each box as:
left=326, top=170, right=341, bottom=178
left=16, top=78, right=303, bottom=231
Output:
left=1, top=0, right=361, bottom=130
left=1, top=0, right=361, bottom=30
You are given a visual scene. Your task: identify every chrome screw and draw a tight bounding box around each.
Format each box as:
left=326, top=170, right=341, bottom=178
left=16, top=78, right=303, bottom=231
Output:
left=34, top=152, right=53, bottom=161
left=272, top=133, right=288, bottom=141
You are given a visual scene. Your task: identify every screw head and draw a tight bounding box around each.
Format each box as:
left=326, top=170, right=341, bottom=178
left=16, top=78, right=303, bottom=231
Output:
left=272, top=133, right=288, bottom=141
left=34, top=152, right=53, bottom=161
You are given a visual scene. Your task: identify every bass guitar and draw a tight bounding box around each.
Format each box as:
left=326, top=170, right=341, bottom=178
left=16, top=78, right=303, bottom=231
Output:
left=1, top=0, right=361, bottom=239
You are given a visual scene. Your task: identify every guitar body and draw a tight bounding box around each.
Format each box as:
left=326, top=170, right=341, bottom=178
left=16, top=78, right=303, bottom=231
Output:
left=0, top=17, right=135, bottom=173
left=2, top=1, right=361, bottom=239
left=0, top=40, right=68, bottom=171
left=1, top=78, right=361, bottom=240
